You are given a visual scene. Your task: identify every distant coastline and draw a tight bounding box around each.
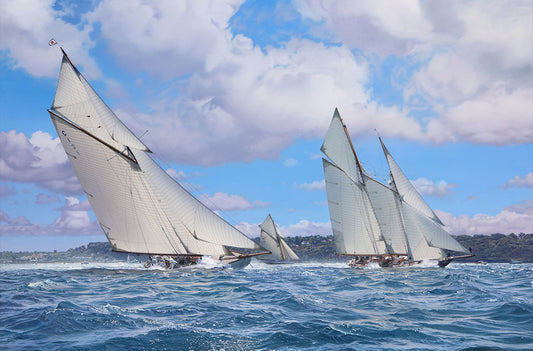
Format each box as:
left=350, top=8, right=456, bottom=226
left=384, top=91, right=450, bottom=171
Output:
left=1, top=233, right=531, bottom=264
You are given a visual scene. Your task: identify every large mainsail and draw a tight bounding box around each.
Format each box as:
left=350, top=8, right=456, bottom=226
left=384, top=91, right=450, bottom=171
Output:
left=258, top=214, right=299, bottom=262
left=321, top=109, right=387, bottom=256
left=48, top=50, right=261, bottom=258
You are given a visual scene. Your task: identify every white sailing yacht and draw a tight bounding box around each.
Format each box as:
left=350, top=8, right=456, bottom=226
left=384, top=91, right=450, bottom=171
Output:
left=321, top=108, right=472, bottom=267
left=257, top=214, right=300, bottom=264
left=47, top=49, right=269, bottom=268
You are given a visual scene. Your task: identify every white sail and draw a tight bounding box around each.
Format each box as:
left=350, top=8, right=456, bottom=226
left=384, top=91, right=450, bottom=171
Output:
left=133, top=150, right=261, bottom=252
left=363, top=175, right=409, bottom=255
left=321, top=108, right=363, bottom=184
left=49, top=113, right=189, bottom=254
left=379, top=138, right=468, bottom=258
left=323, top=159, right=387, bottom=255
left=48, top=50, right=261, bottom=258
left=321, top=108, right=468, bottom=265
left=380, top=139, right=443, bottom=225
left=258, top=214, right=299, bottom=261
left=279, top=239, right=299, bottom=261
left=52, top=51, right=150, bottom=152
left=399, top=202, right=445, bottom=260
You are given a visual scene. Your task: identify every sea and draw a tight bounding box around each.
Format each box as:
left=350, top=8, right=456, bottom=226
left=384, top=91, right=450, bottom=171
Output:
left=1, top=259, right=532, bottom=351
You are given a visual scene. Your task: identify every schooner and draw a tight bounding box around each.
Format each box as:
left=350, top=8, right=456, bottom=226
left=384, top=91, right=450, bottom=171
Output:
left=257, top=214, right=300, bottom=264
left=47, top=49, right=269, bottom=268
left=321, top=108, right=472, bottom=267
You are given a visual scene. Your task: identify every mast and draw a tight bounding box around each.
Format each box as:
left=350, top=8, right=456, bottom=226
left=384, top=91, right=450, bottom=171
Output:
left=336, top=108, right=365, bottom=183
left=321, top=109, right=388, bottom=257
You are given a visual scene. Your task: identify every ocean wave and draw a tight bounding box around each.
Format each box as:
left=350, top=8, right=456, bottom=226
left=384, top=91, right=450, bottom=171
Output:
left=1, top=262, right=532, bottom=350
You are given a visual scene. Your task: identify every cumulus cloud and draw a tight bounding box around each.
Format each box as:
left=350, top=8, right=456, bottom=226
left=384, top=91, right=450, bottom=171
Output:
left=503, top=173, right=533, bottom=189
left=0, top=130, right=82, bottom=195
left=0, top=0, right=99, bottom=78
left=296, top=0, right=434, bottom=56
left=0, top=197, right=100, bottom=236
left=436, top=200, right=533, bottom=235
left=298, top=0, right=533, bottom=147
left=411, top=177, right=456, bottom=197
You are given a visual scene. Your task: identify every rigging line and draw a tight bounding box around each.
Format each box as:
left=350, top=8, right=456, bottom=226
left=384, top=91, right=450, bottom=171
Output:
left=147, top=152, right=253, bottom=238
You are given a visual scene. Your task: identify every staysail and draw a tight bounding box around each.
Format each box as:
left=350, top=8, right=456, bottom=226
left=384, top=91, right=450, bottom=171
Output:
left=48, top=50, right=262, bottom=259
left=258, top=214, right=299, bottom=262
left=379, top=138, right=470, bottom=259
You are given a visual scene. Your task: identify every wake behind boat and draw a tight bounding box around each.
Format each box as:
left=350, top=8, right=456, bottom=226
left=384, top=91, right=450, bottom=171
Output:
left=47, top=49, right=269, bottom=269
left=321, top=108, right=473, bottom=268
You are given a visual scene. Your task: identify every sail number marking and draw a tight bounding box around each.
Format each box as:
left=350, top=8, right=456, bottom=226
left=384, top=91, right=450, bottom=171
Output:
left=61, top=130, right=81, bottom=156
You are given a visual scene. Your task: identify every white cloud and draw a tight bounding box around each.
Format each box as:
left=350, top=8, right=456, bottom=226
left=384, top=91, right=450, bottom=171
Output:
left=198, top=192, right=253, bottom=211
left=297, top=0, right=533, bottom=147
left=0, top=197, right=100, bottom=236
left=503, top=173, right=533, bottom=189
left=52, top=197, right=93, bottom=231
left=297, top=180, right=325, bottom=192
left=0, top=0, right=99, bottom=78
left=87, top=0, right=244, bottom=78
left=296, top=0, right=434, bottom=56
left=436, top=200, right=533, bottom=235
left=0, top=130, right=82, bottom=195
left=411, top=177, right=456, bottom=197
left=282, top=219, right=332, bottom=237
left=425, top=85, right=533, bottom=145
left=236, top=218, right=332, bottom=238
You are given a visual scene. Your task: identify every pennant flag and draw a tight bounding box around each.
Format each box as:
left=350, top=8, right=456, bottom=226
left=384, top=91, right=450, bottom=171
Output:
left=48, top=38, right=58, bottom=46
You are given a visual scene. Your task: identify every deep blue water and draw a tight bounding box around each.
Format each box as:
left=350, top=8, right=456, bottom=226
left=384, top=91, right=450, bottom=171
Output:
left=1, top=260, right=532, bottom=351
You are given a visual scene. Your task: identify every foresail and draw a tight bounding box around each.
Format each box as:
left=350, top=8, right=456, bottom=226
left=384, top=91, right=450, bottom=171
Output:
left=380, top=139, right=443, bottom=225
left=52, top=51, right=149, bottom=152
left=402, top=201, right=468, bottom=254
left=133, top=150, right=261, bottom=252
left=323, top=159, right=386, bottom=255
left=50, top=113, right=188, bottom=255
left=398, top=202, right=443, bottom=260
left=320, top=109, right=363, bottom=183
left=279, top=239, right=300, bottom=260
left=363, top=175, right=408, bottom=255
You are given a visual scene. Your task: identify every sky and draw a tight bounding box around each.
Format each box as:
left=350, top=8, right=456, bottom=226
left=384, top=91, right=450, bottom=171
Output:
left=0, top=0, right=532, bottom=252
